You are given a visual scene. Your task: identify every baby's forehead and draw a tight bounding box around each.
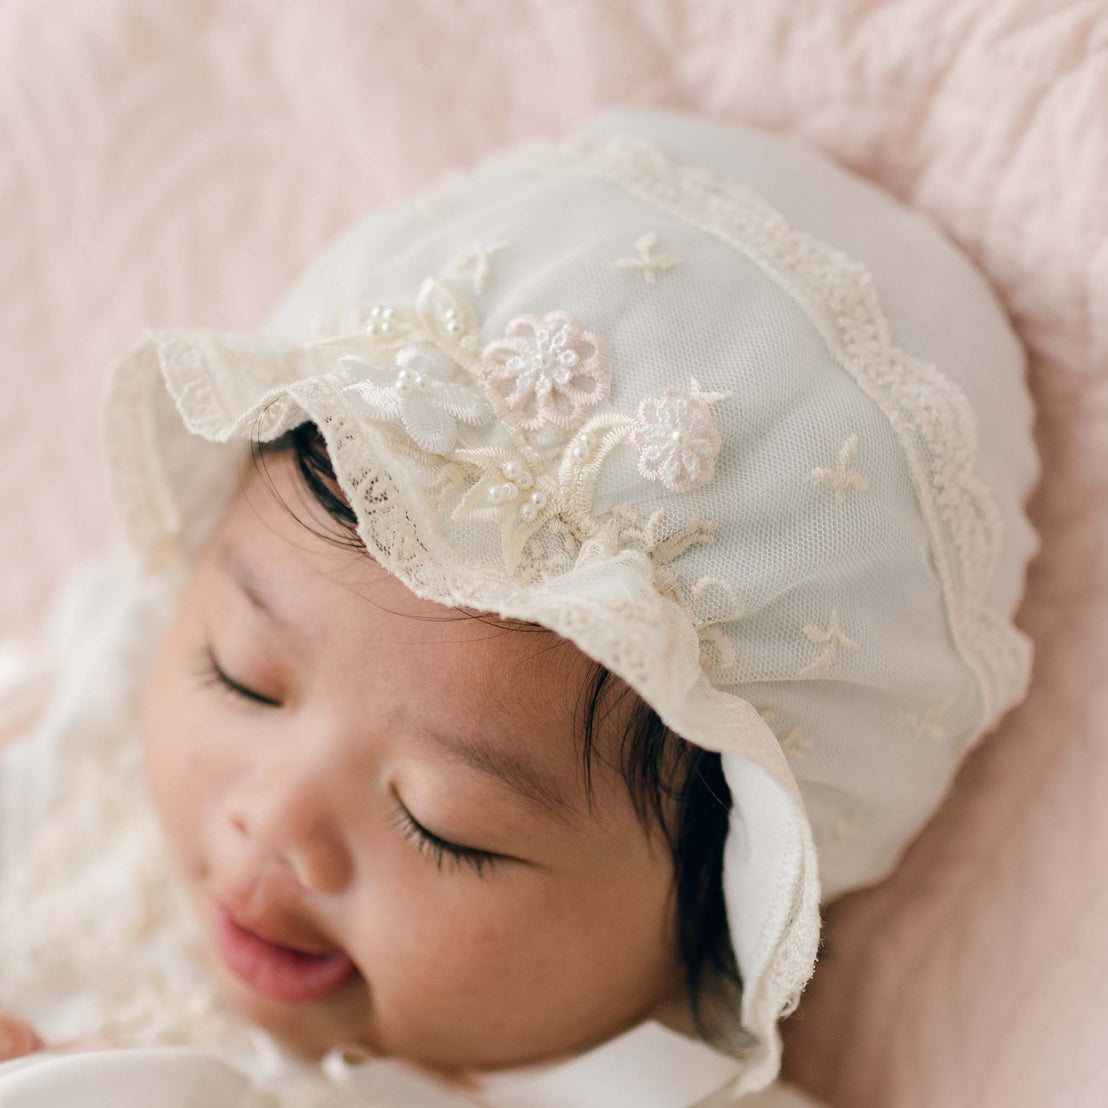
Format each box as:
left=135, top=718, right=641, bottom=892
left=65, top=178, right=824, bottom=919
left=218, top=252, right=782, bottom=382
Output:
left=212, top=459, right=609, bottom=719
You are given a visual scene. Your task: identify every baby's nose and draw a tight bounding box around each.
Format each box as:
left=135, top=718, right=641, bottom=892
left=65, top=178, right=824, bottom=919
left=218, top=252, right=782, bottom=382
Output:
left=227, top=773, right=353, bottom=896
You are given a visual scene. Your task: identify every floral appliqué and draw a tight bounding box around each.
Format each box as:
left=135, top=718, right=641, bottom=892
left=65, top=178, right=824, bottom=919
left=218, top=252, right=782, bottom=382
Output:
left=480, top=312, right=610, bottom=431
left=630, top=377, right=730, bottom=492
left=340, top=345, right=491, bottom=454
left=315, top=276, right=732, bottom=600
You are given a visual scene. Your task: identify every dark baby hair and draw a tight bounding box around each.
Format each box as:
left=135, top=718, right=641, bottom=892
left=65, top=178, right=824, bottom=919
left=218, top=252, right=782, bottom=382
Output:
left=252, top=420, right=743, bottom=1044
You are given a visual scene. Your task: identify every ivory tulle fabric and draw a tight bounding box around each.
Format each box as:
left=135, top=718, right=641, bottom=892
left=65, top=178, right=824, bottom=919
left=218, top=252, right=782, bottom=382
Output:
left=88, top=107, right=1040, bottom=1096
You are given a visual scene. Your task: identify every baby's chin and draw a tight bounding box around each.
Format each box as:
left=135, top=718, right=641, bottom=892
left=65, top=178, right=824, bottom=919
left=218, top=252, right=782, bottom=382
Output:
left=208, top=955, right=491, bottom=1081
left=211, top=954, right=376, bottom=1062
left=210, top=961, right=574, bottom=1081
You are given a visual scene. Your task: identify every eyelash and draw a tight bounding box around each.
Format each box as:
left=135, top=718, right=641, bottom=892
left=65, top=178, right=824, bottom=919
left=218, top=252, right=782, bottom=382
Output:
left=196, top=648, right=499, bottom=878
left=196, top=646, right=282, bottom=708
left=388, top=791, right=501, bottom=879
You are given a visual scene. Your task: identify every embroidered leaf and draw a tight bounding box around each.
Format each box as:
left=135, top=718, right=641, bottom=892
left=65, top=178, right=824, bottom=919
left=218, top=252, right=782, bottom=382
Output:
left=401, top=394, right=455, bottom=455
left=417, top=277, right=482, bottom=359
left=343, top=379, right=403, bottom=421
left=432, top=380, right=492, bottom=424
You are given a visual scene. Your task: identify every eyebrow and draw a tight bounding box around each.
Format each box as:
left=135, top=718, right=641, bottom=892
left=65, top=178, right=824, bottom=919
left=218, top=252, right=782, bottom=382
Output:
left=220, top=543, right=579, bottom=826
left=409, top=721, right=581, bottom=828
left=222, top=543, right=297, bottom=634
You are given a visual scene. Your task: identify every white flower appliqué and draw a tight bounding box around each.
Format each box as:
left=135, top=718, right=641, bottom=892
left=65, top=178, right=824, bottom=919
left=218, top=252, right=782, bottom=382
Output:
left=340, top=344, right=490, bottom=455
left=481, top=311, right=609, bottom=431
left=630, top=377, right=730, bottom=492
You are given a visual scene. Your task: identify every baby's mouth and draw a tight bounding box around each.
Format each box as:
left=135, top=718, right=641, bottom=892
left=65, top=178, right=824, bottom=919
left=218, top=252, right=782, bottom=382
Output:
left=211, top=902, right=358, bottom=1004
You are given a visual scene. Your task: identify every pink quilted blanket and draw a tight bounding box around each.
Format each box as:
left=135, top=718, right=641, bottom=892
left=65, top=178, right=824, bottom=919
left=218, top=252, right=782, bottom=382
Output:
left=2, top=2, right=1105, bottom=1105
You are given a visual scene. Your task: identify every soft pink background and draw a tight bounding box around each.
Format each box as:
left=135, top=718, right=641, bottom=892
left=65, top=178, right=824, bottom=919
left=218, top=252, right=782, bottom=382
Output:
left=2, top=2, right=1105, bottom=1105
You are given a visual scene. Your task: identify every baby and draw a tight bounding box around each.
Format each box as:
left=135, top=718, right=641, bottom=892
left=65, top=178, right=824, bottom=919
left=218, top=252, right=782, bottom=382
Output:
left=0, top=106, right=1040, bottom=1106
left=140, top=425, right=707, bottom=1070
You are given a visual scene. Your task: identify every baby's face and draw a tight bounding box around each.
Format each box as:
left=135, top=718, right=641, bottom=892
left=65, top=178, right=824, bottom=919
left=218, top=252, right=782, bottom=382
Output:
left=139, top=449, right=685, bottom=1074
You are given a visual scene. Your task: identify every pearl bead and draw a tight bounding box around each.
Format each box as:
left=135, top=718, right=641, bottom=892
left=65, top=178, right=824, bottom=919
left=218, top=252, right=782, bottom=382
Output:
left=414, top=373, right=428, bottom=389
left=487, top=484, right=507, bottom=504
left=519, top=502, right=538, bottom=521
left=446, top=319, right=461, bottom=333
left=670, top=428, right=683, bottom=442
left=515, top=469, right=533, bottom=490
left=529, top=491, right=546, bottom=510
left=366, top=322, right=379, bottom=335
left=501, top=460, right=522, bottom=481
left=500, top=481, right=519, bottom=501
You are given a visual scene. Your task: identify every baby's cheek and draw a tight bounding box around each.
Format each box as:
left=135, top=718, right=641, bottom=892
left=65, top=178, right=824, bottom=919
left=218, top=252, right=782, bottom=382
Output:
left=138, top=628, right=215, bottom=875
left=359, top=872, right=667, bottom=1070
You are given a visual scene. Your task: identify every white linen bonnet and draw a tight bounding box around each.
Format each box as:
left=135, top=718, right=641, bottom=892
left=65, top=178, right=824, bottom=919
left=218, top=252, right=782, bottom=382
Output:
left=101, top=105, right=1040, bottom=1097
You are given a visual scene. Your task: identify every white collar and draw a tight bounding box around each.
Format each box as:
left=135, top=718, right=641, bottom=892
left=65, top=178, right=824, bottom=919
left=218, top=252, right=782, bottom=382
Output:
left=465, top=1019, right=743, bottom=1107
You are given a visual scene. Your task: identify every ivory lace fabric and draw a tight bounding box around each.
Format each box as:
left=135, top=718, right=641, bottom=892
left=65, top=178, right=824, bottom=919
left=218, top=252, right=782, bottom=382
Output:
left=1, top=106, right=1039, bottom=1103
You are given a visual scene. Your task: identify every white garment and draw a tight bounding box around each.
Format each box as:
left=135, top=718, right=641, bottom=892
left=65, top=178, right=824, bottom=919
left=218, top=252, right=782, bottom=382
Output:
left=0, top=1034, right=824, bottom=1108
left=0, top=551, right=828, bottom=1107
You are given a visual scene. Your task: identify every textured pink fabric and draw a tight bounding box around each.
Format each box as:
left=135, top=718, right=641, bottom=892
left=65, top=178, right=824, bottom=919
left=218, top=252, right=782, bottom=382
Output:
left=1, top=2, right=1105, bottom=1105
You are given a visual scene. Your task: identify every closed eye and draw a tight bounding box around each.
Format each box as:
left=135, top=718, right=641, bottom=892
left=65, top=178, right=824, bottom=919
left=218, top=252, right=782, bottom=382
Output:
left=196, top=646, right=282, bottom=708
left=387, top=788, right=504, bottom=879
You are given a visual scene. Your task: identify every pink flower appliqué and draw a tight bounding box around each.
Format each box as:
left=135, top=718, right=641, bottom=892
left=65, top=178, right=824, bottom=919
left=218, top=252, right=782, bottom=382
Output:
left=631, top=380, right=728, bottom=492
left=481, top=311, right=609, bottom=431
